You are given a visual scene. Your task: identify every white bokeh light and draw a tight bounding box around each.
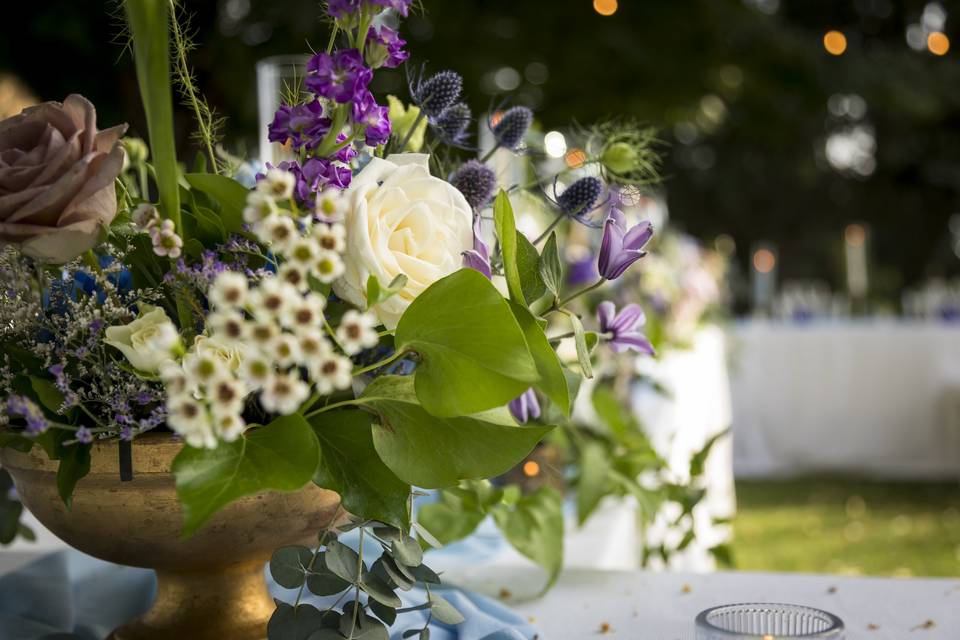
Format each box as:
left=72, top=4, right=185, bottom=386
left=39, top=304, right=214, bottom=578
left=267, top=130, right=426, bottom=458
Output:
left=544, top=131, right=567, bottom=158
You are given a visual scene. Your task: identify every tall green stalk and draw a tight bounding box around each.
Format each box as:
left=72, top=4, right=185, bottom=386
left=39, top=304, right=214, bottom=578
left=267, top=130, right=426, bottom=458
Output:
left=124, top=0, right=182, bottom=234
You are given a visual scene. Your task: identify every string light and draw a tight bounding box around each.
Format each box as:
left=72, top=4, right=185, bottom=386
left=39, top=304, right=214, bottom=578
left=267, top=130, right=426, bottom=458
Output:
left=823, top=30, right=847, bottom=55
left=522, top=460, right=541, bottom=477
left=593, top=0, right=618, bottom=16
left=564, top=148, right=587, bottom=168
left=927, top=31, right=950, bottom=56
left=753, top=248, right=776, bottom=273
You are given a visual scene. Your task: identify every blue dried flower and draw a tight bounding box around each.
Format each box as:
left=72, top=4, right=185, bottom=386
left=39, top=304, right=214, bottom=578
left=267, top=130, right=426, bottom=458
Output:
left=411, top=69, right=463, bottom=119
left=433, top=102, right=472, bottom=146
left=492, top=106, right=533, bottom=150
left=450, top=160, right=496, bottom=209
left=558, top=176, right=603, bottom=217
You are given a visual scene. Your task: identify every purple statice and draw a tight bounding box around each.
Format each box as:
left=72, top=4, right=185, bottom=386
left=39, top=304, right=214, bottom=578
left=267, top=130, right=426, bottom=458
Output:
left=268, top=101, right=331, bottom=150
left=509, top=388, right=541, bottom=424
left=306, top=49, right=372, bottom=104
left=48, top=363, right=79, bottom=408
left=597, top=208, right=653, bottom=280
left=596, top=301, right=655, bottom=355
left=450, top=160, right=495, bottom=209
left=75, top=426, right=93, bottom=445
left=6, top=395, right=48, bottom=435
left=366, top=25, right=409, bottom=69
left=352, top=92, right=392, bottom=147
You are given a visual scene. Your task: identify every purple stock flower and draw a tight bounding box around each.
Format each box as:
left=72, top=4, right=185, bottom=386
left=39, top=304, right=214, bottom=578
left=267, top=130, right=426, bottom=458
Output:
left=352, top=92, right=392, bottom=147
left=327, top=0, right=412, bottom=18
left=597, top=209, right=653, bottom=280
left=462, top=216, right=492, bottom=278
left=264, top=159, right=351, bottom=207
left=268, top=101, right=331, bottom=150
left=509, top=389, right=541, bottom=424
left=76, top=426, right=93, bottom=445
left=597, top=301, right=655, bottom=355
left=306, top=49, right=372, bottom=104
left=366, top=25, right=409, bottom=69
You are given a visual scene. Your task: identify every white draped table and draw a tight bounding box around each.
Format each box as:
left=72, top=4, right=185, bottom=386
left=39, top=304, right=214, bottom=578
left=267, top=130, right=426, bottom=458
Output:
left=439, top=564, right=960, bottom=639
left=730, top=320, right=960, bottom=478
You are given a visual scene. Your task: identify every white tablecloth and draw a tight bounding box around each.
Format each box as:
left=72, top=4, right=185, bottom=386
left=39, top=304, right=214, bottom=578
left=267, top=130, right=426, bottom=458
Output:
left=730, top=320, right=960, bottom=478
left=439, top=565, right=960, bottom=640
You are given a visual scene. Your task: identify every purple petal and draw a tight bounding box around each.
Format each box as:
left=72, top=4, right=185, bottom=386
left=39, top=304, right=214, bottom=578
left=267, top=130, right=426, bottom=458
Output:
left=596, top=300, right=617, bottom=332
left=610, top=332, right=656, bottom=355
left=610, top=303, right=646, bottom=333
left=624, top=220, right=654, bottom=250
left=462, top=249, right=492, bottom=279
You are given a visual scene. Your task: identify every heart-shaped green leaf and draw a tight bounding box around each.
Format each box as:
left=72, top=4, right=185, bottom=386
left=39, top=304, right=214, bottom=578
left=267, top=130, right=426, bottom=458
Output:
left=172, top=413, right=321, bottom=536
left=360, top=375, right=552, bottom=488
left=509, top=302, right=570, bottom=415
left=394, top=268, right=538, bottom=417
left=310, top=410, right=410, bottom=529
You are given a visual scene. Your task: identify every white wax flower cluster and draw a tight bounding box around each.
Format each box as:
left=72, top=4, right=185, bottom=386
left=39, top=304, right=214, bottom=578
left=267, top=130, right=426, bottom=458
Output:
left=161, top=172, right=379, bottom=448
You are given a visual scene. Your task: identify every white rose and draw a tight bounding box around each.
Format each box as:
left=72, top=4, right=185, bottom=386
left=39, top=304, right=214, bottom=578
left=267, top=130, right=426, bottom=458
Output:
left=104, top=306, right=181, bottom=374
left=335, top=153, right=473, bottom=329
left=191, top=335, right=245, bottom=374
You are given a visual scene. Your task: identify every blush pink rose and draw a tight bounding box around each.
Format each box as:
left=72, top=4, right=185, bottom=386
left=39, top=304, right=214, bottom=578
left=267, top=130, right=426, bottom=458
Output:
left=0, top=94, right=127, bottom=263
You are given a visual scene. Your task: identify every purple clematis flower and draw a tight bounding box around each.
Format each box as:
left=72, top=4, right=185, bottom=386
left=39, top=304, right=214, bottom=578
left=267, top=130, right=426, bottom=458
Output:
left=352, top=92, right=392, bottom=147
left=462, top=215, right=492, bottom=278
left=597, top=301, right=655, bottom=355
left=268, top=101, right=331, bottom=150
left=597, top=208, right=654, bottom=280
left=509, top=388, right=541, bottom=424
left=366, top=25, right=409, bottom=69
left=306, top=49, right=372, bottom=104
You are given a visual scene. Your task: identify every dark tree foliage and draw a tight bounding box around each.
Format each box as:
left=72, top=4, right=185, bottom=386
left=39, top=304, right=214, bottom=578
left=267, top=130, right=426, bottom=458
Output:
left=2, top=0, right=958, bottom=295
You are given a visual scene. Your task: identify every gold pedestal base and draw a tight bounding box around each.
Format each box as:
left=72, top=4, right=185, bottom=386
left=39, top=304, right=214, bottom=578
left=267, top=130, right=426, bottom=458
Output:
left=1, top=434, right=343, bottom=640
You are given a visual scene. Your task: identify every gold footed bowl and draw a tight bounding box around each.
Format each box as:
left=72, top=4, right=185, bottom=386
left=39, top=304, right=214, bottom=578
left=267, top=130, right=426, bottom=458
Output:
left=0, top=434, right=343, bottom=640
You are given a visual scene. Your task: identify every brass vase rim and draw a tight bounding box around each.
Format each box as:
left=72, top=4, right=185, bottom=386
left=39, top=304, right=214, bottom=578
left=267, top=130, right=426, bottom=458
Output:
left=1, top=431, right=183, bottom=476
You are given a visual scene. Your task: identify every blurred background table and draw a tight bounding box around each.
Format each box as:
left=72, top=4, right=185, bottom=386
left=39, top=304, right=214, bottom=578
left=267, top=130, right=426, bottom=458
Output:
left=730, top=320, right=960, bottom=478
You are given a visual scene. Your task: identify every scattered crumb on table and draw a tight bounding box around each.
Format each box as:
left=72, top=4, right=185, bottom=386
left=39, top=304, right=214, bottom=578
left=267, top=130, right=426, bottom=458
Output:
left=827, top=586, right=837, bottom=594
left=911, top=619, right=936, bottom=630
left=599, top=622, right=613, bottom=634
left=867, top=623, right=879, bottom=631
left=498, top=587, right=511, bottom=599
left=681, top=583, right=692, bottom=594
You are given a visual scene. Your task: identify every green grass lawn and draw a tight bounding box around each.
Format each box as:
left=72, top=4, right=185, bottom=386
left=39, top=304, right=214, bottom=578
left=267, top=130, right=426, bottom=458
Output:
left=732, top=478, right=960, bottom=577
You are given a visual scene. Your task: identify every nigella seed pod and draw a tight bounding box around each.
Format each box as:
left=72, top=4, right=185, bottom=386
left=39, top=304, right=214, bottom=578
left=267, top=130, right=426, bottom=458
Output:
left=434, top=103, right=472, bottom=142
left=492, top=106, right=533, bottom=150
left=558, top=176, right=603, bottom=216
left=450, top=160, right=497, bottom=209
left=414, top=70, right=463, bottom=119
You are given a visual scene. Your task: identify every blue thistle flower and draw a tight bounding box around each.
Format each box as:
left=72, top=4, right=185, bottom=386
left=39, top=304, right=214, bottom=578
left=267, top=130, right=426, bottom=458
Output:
left=411, top=69, right=463, bottom=119
left=492, top=106, right=533, bottom=150
left=558, top=176, right=604, bottom=217
left=450, top=160, right=497, bottom=209
left=433, top=102, right=472, bottom=146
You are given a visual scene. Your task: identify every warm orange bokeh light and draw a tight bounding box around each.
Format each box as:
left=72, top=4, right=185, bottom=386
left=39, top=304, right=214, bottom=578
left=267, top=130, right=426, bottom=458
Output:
left=593, top=0, right=618, bottom=16
left=823, top=30, right=847, bottom=56
left=845, top=223, right=866, bottom=247
left=564, top=148, right=587, bottom=168
left=928, top=31, right=950, bottom=56
left=522, top=460, right=541, bottom=477
left=489, top=110, right=505, bottom=127
left=753, top=249, right=776, bottom=273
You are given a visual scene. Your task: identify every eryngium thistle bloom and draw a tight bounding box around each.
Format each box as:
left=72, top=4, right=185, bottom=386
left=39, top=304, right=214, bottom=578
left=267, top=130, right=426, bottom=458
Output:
left=450, top=160, right=496, bottom=209
left=433, top=102, right=472, bottom=145
left=492, top=106, right=533, bottom=150
left=411, top=69, right=463, bottom=119
left=558, top=176, right=603, bottom=217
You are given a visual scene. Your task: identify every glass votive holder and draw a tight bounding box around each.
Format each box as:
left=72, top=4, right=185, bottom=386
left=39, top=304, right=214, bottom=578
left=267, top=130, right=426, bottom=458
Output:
left=695, top=603, right=844, bottom=639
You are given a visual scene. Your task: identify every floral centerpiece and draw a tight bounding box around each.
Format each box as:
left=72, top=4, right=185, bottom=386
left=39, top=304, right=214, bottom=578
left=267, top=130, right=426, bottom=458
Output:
left=0, top=0, right=661, bottom=637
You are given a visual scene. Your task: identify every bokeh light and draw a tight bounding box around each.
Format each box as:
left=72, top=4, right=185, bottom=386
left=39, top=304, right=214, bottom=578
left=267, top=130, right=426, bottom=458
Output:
left=523, top=460, right=541, bottom=476
left=823, top=30, right=847, bottom=55
left=927, top=31, right=950, bottom=55
left=544, top=131, right=567, bottom=158
left=753, top=248, right=776, bottom=273
left=845, top=223, right=866, bottom=247
left=564, top=148, right=587, bottom=168
left=593, top=0, right=618, bottom=17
